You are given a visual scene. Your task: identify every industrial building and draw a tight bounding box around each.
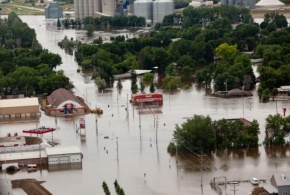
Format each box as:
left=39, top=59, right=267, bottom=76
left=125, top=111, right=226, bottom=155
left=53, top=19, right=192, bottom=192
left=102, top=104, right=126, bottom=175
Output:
left=220, top=0, right=255, bottom=8
left=74, top=0, right=102, bottom=19
left=45, top=2, right=64, bottom=19
left=46, top=88, right=87, bottom=116
left=0, top=136, right=83, bottom=167
left=0, top=97, right=41, bottom=120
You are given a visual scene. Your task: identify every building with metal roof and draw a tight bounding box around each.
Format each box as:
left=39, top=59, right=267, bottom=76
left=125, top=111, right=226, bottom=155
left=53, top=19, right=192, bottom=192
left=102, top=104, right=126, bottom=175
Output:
left=0, top=97, right=41, bottom=120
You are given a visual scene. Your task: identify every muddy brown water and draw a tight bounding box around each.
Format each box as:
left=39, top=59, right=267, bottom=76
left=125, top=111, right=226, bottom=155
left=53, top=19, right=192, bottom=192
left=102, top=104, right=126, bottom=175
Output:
left=0, top=16, right=289, bottom=195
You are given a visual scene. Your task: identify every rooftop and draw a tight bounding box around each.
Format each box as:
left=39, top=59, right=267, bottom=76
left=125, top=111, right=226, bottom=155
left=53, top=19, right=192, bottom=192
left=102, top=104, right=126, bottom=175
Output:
left=0, top=97, right=39, bottom=108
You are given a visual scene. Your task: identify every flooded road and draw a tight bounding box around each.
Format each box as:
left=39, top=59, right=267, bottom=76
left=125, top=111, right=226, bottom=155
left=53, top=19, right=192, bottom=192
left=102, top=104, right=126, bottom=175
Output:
left=0, top=15, right=289, bottom=194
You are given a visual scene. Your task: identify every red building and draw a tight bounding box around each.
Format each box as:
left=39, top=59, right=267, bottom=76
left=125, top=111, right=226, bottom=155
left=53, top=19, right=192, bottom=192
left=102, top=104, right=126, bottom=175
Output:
left=131, top=93, right=163, bottom=106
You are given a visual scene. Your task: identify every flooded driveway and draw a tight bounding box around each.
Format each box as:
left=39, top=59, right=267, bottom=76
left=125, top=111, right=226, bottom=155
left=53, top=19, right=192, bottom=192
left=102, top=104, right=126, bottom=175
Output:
left=0, top=15, right=288, bottom=195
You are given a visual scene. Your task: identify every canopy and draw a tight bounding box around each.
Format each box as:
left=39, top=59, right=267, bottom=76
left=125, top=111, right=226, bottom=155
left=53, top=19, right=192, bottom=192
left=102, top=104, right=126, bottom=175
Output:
left=255, top=0, right=285, bottom=7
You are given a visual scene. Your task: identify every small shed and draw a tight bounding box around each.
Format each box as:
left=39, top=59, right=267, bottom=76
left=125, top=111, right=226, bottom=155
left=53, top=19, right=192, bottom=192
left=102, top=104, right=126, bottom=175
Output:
left=46, top=146, right=82, bottom=165
left=47, top=88, right=86, bottom=116
left=270, top=173, right=290, bottom=195
left=0, top=97, right=40, bottom=119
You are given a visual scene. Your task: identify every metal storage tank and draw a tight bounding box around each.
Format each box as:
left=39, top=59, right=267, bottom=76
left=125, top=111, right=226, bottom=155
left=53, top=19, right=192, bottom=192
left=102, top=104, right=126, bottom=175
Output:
left=78, top=0, right=84, bottom=18
left=84, top=0, right=89, bottom=17
left=74, top=0, right=80, bottom=18
left=102, top=0, right=116, bottom=16
left=88, top=0, right=94, bottom=16
left=93, top=0, right=101, bottom=13
left=220, top=0, right=228, bottom=5
left=134, top=0, right=153, bottom=21
left=153, top=0, right=174, bottom=23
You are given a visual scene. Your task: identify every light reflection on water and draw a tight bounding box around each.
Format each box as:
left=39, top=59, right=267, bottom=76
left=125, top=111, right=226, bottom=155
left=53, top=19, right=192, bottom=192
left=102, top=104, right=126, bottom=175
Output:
left=0, top=15, right=289, bottom=194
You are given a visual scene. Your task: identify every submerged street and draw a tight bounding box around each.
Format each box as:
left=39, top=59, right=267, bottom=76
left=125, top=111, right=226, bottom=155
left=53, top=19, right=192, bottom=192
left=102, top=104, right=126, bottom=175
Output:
left=1, top=15, right=289, bottom=194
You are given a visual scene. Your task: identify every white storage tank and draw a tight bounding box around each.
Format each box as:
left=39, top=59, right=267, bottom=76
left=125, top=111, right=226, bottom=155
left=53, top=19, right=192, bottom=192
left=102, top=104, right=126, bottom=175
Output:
left=134, top=0, right=153, bottom=22
left=153, top=0, right=174, bottom=23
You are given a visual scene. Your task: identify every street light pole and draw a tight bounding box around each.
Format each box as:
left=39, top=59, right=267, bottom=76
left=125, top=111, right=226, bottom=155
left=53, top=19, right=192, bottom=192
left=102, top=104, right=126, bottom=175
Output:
left=242, top=86, right=245, bottom=119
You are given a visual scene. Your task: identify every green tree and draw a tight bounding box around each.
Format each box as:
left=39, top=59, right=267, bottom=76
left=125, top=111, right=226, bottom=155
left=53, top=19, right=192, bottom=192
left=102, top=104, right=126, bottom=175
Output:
left=182, top=65, right=193, bottom=81
left=95, top=77, right=106, bottom=91
left=264, top=114, right=285, bottom=145
left=172, top=115, right=214, bottom=152
left=142, top=72, right=154, bottom=85
left=86, top=24, right=95, bottom=37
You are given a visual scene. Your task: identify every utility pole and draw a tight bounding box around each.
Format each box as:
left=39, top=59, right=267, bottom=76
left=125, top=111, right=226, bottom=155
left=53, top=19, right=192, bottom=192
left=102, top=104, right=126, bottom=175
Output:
left=242, top=86, right=245, bottom=118
left=126, top=94, right=129, bottom=116
left=116, top=137, right=119, bottom=162
left=155, top=114, right=159, bottom=145
left=198, top=153, right=207, bottom=188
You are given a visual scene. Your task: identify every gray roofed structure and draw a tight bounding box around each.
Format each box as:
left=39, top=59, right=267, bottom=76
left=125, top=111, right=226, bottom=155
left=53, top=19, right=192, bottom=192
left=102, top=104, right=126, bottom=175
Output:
left=270, top=173, right=290, bottom=194
left=47, top=88, right=80, bottom=108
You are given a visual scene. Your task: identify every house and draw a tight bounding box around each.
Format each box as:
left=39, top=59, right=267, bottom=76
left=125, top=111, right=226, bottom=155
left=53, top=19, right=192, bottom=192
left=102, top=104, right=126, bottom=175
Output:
left=278, top=86, right=290, bottom=94
left=46, top=88, right=87, bottom=116
left=270, top=173, right=290, bottom=195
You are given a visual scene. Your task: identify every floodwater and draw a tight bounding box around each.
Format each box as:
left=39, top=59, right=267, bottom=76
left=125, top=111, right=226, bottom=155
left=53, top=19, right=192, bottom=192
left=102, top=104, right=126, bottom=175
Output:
left=0, top=15, right=290, bottom=195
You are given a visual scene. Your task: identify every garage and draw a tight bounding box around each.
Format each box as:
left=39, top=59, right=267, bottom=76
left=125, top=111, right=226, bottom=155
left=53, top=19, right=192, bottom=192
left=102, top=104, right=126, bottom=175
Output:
left=46, top=146, right=82, bottom=165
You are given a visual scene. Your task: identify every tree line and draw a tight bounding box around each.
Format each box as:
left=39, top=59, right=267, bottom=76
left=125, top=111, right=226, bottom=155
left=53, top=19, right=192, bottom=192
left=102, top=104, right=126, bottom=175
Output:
left=167, top=115, right=260, bottom=154
left=61, top=15, right=146, bottom=29
left=168, top=113, right=290, bottom=155
left=0, top=12, right=73, bottom=96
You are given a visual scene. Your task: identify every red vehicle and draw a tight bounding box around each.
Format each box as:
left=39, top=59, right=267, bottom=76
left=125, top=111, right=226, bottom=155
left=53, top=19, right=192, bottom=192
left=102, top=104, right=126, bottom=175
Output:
left=131, top=93, right=163, bottom=106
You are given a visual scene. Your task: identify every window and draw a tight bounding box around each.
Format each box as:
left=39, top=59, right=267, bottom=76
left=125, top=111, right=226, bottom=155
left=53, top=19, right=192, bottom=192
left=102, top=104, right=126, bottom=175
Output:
left=282, top=191, right=288, bottom=195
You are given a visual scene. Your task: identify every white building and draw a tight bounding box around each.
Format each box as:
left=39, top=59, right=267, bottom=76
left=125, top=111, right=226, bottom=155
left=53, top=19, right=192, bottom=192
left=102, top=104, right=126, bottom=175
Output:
left=46, top=146, right=82, bottom=164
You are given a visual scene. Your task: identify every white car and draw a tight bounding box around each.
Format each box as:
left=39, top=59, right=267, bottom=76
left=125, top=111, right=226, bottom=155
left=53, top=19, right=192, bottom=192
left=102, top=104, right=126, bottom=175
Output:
left=250, top=178, right=260, bottom=185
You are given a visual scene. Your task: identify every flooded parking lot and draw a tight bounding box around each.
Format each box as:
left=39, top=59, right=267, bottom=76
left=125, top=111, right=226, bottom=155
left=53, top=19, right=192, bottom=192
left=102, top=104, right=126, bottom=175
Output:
left=0, top=15, right=289, bottom=194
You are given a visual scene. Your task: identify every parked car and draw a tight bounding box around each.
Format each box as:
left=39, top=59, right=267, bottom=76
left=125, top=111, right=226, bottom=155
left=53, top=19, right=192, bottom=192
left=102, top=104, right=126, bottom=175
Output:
left=250, top=178, right=260, bottom=185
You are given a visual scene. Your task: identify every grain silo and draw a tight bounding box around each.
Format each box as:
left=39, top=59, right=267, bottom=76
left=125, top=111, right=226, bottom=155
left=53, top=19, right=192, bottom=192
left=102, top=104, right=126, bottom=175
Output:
left=153, top=0, right=174, bottom=23
left=134, top=0, right=153, bottom=22
left=78, top=0, right=84, bottom=18
left=88, top=0, right=94, bottom=16
left=102, top=0, right=117, bottom=16
left=74, top=0, right=80, bottom=18
left=84, top=0, right=89, bottom=17
left=94, top=0, right=101, bottom=13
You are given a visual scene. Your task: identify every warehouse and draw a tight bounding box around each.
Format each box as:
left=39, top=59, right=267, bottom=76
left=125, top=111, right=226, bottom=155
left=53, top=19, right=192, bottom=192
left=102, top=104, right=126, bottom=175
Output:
left=0, top=97, right=41, bottom=119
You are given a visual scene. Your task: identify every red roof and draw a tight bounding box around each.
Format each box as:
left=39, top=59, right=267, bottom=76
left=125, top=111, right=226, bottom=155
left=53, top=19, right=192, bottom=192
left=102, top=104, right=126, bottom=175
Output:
left=23, top=127, right=56, bottom=134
